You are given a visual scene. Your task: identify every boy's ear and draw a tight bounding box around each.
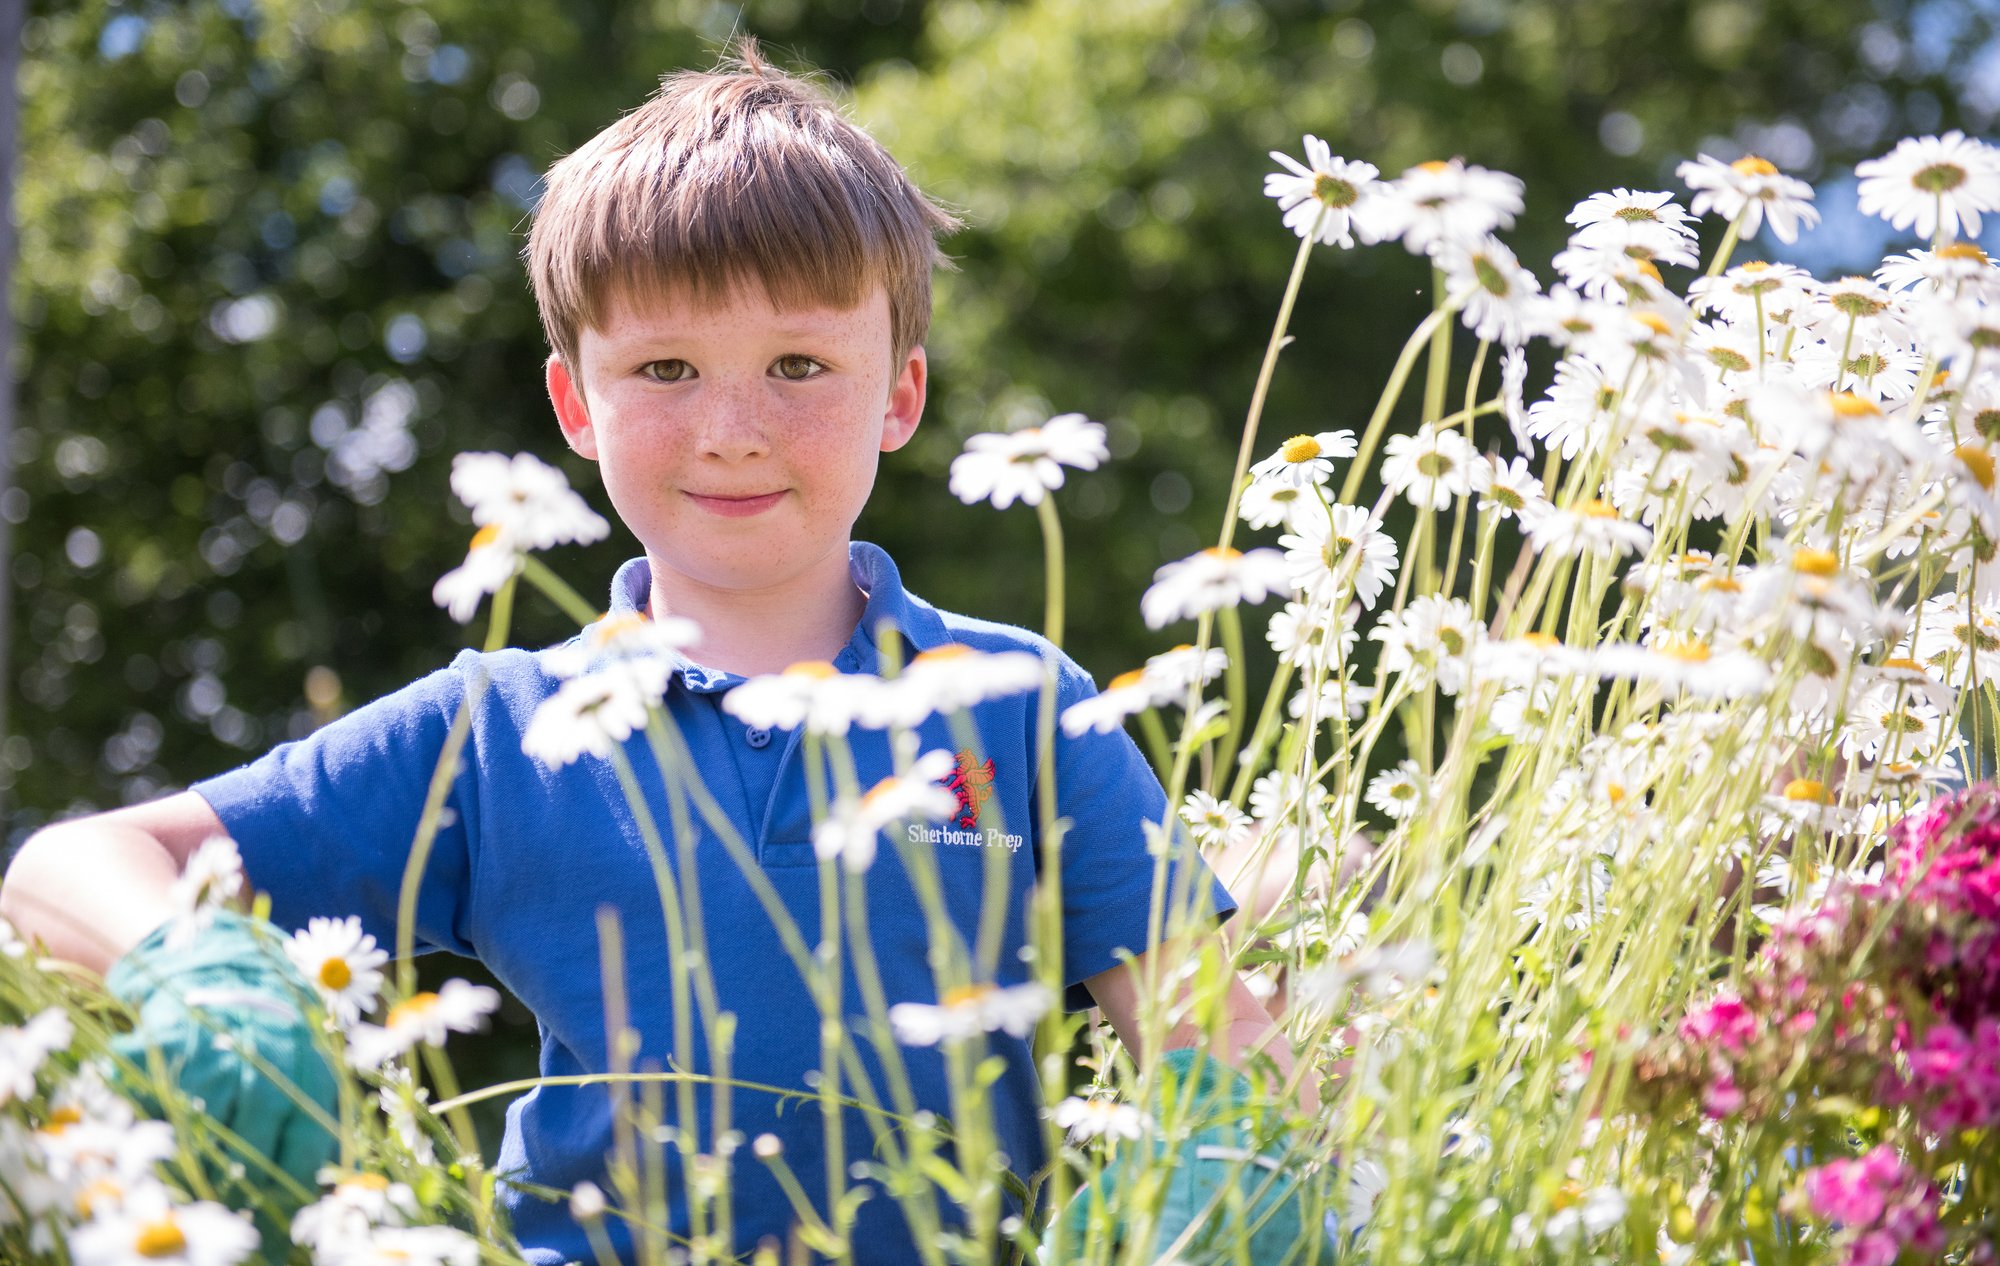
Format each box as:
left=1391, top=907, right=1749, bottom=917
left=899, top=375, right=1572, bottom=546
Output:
left=547, top=355, right=599, bottom=460
left=880, top=344, right=927, bottom=454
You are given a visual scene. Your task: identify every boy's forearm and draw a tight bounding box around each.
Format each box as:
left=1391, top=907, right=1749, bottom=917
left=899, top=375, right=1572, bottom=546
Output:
left=1, top=823, right=183, bottom=975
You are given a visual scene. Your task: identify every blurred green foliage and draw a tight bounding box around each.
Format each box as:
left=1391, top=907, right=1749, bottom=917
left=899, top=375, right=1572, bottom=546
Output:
left=8, top=0, right=1997, bottom=1158
left=18, top=0, right=1997, bottom=835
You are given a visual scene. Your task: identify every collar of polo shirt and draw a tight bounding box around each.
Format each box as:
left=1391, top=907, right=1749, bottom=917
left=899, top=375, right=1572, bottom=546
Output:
left=600, top=541, right=953, bottom=689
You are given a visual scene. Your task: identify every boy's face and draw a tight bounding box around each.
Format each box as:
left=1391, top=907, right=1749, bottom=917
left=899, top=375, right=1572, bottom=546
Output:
left=547, top=281, right=924, bottom=606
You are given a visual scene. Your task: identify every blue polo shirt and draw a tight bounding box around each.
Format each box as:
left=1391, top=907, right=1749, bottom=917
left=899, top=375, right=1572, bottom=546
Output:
left=195, top=543, right=1235, bottom=1263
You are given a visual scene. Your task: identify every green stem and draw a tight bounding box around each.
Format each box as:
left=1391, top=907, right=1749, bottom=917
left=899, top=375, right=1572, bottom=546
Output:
left=1036, top=495, right=1067, bottom=649
left=1216, top=209, right=1324, bottom=553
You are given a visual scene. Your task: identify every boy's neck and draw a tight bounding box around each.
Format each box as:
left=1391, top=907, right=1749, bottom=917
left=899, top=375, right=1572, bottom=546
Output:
left=645, top=544, right=869, bottom=678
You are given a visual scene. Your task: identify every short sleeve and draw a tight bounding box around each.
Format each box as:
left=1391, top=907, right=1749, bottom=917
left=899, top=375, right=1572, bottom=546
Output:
left=1041, top=658, right=1237, bottom=1009
left=193, top=653, right=482, bottom=958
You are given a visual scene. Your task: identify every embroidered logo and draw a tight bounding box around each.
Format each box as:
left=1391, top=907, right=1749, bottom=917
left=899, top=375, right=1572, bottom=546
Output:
left=942, top=750, right=995, bottom=828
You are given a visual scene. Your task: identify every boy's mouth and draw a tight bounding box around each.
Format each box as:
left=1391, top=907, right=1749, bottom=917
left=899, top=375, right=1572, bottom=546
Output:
left=685, top=490, right=786, bottom=518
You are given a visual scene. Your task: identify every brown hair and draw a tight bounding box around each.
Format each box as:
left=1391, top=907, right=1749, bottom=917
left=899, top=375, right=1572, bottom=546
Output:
left=526, top=39, right=960, bottom=370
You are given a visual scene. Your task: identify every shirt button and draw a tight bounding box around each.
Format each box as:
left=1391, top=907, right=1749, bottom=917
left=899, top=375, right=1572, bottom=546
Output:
left=745, top=727, right=772, bottom=749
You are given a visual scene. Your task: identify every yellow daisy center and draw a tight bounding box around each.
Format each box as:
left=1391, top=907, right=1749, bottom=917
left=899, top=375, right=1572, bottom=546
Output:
left=1108, top=669, right=1147, bottom=692
left=1955, top=445, right=1996, bottom=491
left=1739, top=261, right=1770, bottom=272
left=1731, top=155, right=1779, bottom=177
left=1939, top=243, right=1989, bottom=263
left=1659, top=638, right=1712, bottom=663
left=135, top=1217, right=188, bottom=1259
left=1415, top=160, right=1451, bottom=173
left=1634, top=260, right=1664, bottom=284
left=41, top=1105, right=84, bottom=1135
left=1577, top=498, right=1618, bottom=519
left=589, top=613, right=651, bottom=646
left=782, top=660, right=840, bottom=680
left=1522, top=632, right=1562, bottom=649
left=387, top=992, right=440, bottom=1028
left=1782, top=778, right=1834, bottom=804
left=1828, top=391, right=1881, bottom=419
left=940, top=984, right=994, bottom=1010
left=469, top=524, right=503, bottom=551
left=1605, top=783, right=1627, bottom=805
left=318, top=957, right=354, bottom=990
left=911, top=644, right=973, bottom=666
left=1634, top=311, right=1672, bottom=337
left=1697, top=575, right=1743, bottom=593
left=1281, top=435, right=1322, bottom=463
left=1880, top=657, right=1925, bottom=673
left=1791, top=549, right=1841, bottom=577
left=1204, top=547, right=1244, bottom=561
left=75, top=1178, right=122, bottom=1219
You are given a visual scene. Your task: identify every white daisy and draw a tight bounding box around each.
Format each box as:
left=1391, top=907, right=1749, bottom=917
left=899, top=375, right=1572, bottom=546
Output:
left=1249, top=769, right=1330, bottom=826
left=1142, top=644, right=1228, bottom=696
left=0, top=1009, right=74, bottom=1106
left=68, top=1184, right=259, bottom=1266
left=1380, top=424, right=1480, bottom=510
left=812, top=751, right=960, bottom=872
left=1179, top=791, right=1253, bottom=849
left=1237, top=478, right=1319, bottom=531
left=164, top=836, right=246, bottom=950
left=1876, top=243, right=2000, bottom=299
left=722, top=661, right=880, bottom=737
left=1140, top=547, right=1291, bottom=630
left=1049, top=1096, right=1151, bottom=1142
left=1369, top=159, right=1526, bottom=256
left=1525, top=356, right=1619, bottom=460
left=1059, top=669, right=1163, bottom=737
left=284, top=917, right=390, bottom=1027
left=1278, top=503, right=1400, bottom=608
left=1524, top=499, right=1654, bottom=560
left=870, top=644, right=1046, bottom=729
left=1478, top=455, right=1547, bottom=521
left=948, top=413, right=1108, bottom=509
left=1804, top=276, right=1911, bottom=346
left=447, top=451, right=609, bottom=552
left=332, top=1224, right=480, bottom=1266
left=1364, top=760, right=1425, bottom=820
left=1855, top=131, right=2000, bottom=242
left=1501, top=344, right=1532, bottom=451
left=1288, top=677, right=1374, bottom=725
left=33, top=1068, right=176, bottom=1186
left=431, top=525, right=521, bottom=624
left=1264, top=137, right=1384, bottom=248
left=1370, top=594, right=1482, bottom=694
left=521, top=669, right=658, bottom=768
left=542, top=611, right=702, bottom=680
left=1677, top=154, right=1820, bottom=244
left=1265, top=598, right=1359, bottom=668
left=1248, top=430, right=1358, bottom=490
left=346, top=979, right=500, bottom=1070
left=1687, top=259, right=1818, bottom=328
left=1837, top=683, right=1942, bottom=761
left=290, top=1169, right=420, bottom=1256
left=889, top=981, right=1052, bottom=1046
left=1441, top=235, right=1542, bottom=345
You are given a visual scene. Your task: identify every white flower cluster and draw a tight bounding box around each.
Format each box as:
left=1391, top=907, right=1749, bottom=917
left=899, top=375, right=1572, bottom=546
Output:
left=0, top=914, right=490, bottom=1266
left=432, top=452, right=610, bottom=623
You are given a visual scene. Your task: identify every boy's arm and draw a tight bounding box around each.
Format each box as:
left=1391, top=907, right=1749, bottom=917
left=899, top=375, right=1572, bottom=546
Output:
left=0, top=790, right=226, bottom=974
left=1083, top=934, right=1321, bottom=1114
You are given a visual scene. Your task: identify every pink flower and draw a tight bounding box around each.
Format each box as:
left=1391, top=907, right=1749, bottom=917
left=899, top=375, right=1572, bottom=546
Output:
left=1680, top=991, right=1760, bottom=1052
left=1702, top=1072, right=1745, bottom=1118
left=1804, top=1147, right=1906, bottom=1228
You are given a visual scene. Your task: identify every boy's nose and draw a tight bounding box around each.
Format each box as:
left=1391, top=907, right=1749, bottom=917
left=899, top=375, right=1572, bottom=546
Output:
left=695, top=385, right=771, bottom=461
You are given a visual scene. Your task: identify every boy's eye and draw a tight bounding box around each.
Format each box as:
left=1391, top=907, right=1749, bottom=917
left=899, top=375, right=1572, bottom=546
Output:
left=641, top=359, right=696, bottom=383
left=772, top=355, right=825, bottom=382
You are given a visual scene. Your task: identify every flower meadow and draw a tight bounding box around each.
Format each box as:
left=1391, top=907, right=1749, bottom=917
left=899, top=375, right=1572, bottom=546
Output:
left=7, top=129, right=2000, bottom=1265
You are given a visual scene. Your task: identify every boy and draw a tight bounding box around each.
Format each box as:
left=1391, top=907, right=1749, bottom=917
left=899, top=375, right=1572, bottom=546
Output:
left=2, top=44, right=1311, bottom=1263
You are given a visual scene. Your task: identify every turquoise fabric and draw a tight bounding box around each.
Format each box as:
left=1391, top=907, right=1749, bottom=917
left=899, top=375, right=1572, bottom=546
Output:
left=1059, top=1048, right=1332, bottom=1265
left=105, top=909, right=339, bottom=1199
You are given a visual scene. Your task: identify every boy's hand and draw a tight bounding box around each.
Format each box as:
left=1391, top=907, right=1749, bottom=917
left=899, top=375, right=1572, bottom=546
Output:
left=105, top=909, right=339, bottom=1193
left=1057, top=1048, right=1334, bottom=1265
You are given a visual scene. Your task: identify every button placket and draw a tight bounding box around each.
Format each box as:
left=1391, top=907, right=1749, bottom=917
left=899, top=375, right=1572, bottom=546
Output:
left=745, top=726, right=772, bottom=749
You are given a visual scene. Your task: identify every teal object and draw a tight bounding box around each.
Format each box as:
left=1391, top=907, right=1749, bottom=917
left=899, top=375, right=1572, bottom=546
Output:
left=1059, top=1048, right=1333, bottom=1265
left=105, top=910, right=339, bottom=1200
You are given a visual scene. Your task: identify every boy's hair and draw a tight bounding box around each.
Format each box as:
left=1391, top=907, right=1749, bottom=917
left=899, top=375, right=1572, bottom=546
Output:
left=527, top=40, right=961, bottom=370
